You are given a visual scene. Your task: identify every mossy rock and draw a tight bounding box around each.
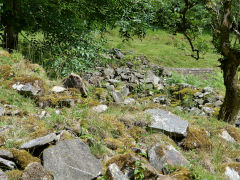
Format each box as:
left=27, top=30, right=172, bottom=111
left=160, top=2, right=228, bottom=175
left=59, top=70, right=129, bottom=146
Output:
left=12, top=75, right=44, bottom=86
left=103, top=138, right=124, bottom=150
left=105, top=153, right=159, bottom=178
left=0, top=64, right=14, bottom=80
left=10, top=148, right=41, bottom=169
left=226, top=126, right=240, bottom=142
left=95, top=88, right=108, bottom=101
left=169, top=167, right=191, bottom=180
left=10, top=75, right=45, bottom=97
left=82, top=98, right=100, bottom=107
left=177, top=88, right=199, bottom=95
left=0, top=50, right=11, bottom=57
left=105, top=153, right=136, bottom=170
left=6, top=170, right=23, bottom=180
left=181, top=126, right=212, bottom=150
left=212, top=107, right=220, bottom=117
left=127, top=126, right=146, bottom=142
left=39, top=94, right=77, bottom=108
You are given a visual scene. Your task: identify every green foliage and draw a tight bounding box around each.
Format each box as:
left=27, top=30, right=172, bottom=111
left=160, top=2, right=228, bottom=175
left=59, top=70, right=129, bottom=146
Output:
left=20, top=32, right=106, bottom=77
left=1, top=0, right=154, bottom=77
left=134, top=160, right=146, bottom=180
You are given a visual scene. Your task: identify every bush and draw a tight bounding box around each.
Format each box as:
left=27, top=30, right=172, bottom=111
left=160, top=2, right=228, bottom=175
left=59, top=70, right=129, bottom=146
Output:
left=19, top=31, right=106, bottom=78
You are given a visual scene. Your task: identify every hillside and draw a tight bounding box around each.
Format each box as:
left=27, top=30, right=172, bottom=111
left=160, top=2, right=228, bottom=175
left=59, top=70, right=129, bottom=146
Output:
left=0, top=37, right=240, bottom=180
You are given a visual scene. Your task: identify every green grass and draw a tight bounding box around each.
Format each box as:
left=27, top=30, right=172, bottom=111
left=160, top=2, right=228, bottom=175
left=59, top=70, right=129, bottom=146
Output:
left=167, top=71, right=225, bottom=91
left=104, top=29, right=220, bottom=68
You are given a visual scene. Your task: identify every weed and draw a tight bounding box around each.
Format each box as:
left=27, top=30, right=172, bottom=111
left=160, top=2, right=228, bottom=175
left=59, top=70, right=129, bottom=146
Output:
left=134, top=160, right=146, bottom=180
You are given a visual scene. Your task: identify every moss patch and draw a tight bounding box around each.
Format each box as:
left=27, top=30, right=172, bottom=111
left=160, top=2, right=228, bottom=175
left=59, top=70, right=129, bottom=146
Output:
left=6, top=170, right=23, bottom=180
left=103, top=138, right=124, bottom=150
left=181, top=126, right=212, bottom=150
left=0, top=64, right=14, bottom=80
left=10, top=148, right=41, bottom=169
left=170, top=167, right=191, bottom=180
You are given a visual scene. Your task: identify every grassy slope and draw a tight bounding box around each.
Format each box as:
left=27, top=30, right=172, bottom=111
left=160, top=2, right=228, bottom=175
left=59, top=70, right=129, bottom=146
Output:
left=105, top=29, right=220, bottom=68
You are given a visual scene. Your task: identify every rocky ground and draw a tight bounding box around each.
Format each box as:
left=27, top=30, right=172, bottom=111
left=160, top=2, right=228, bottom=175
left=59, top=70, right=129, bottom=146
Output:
left=0, top=49, right=240, bottom=180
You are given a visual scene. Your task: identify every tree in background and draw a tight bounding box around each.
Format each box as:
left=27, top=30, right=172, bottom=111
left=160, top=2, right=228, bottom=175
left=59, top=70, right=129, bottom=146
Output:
left=207, top=0, right=240, bottom=123
left=0, top=0, right=153, bottom=76
left=154, top=0, right=240, bottom=124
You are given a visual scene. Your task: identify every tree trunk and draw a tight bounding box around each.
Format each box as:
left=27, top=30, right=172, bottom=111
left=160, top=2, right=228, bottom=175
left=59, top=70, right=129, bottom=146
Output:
left=2, top=23, right=19, bottom=52
left=1, top=0, right=19, bottom=52
left=218, top=57, right=240, bottom=124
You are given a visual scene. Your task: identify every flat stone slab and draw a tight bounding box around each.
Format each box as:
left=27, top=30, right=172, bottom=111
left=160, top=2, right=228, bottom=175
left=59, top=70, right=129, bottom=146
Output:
left=43, top=139, right=103, bottom=180
left=0, top=150, right=13, bottom=160
left=20, top=133, right=58, bottom=149
left=166, top=68, right=215, bottom=76
left=145, top=109, right=189, bottom=138
left=0, top=157, right=16, bottom=170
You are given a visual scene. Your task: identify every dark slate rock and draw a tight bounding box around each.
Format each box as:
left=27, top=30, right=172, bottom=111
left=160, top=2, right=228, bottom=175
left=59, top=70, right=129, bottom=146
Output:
left=63, top=73, right=88, bottom=97
left=0, top=157, right=16, bottom=170
left=20, top=133, right=58, bottom=150
left=148, top=143, right=188, bottom=171
left=43, top=139, right=103, bottom=180
left=145, top=109, right=189, bottom=138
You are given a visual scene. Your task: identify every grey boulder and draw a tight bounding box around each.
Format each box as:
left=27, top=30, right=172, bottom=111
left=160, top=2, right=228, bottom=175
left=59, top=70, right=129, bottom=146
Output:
left=145, top=109, right=189, bottom=138
left=43, top=139, right=103, bottom=180
left=148, top=143, right=188, bottom=171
